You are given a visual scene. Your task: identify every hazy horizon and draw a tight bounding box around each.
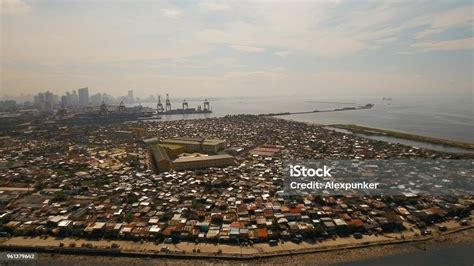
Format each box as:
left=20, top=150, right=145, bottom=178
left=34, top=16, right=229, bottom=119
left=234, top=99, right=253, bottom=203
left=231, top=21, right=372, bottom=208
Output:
left=1, top=0, right=473, bottom=98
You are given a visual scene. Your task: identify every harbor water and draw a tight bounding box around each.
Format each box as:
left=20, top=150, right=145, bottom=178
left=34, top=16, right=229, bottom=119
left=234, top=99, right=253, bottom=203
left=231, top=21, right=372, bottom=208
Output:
left=138, top=95, right=473, bottom=143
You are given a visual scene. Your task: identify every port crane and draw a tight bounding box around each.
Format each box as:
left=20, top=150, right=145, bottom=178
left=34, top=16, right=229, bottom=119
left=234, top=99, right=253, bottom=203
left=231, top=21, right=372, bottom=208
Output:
left=182, top=99, right=188, bottom=110
left=165, top=94, right=172, bottom=112
left=203, top=99, right=210, bottom=111
left=157, top=95, right=164, bottom=113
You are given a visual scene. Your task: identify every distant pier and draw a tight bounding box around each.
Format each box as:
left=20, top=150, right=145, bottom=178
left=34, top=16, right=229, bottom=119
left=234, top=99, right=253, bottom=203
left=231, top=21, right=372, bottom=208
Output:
left=258, top=103, right=374, bottom=117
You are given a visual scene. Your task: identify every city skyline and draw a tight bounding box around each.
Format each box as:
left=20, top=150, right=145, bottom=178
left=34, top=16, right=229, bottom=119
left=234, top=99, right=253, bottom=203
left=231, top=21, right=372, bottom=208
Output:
left=1, top=0, right=473, bottom=98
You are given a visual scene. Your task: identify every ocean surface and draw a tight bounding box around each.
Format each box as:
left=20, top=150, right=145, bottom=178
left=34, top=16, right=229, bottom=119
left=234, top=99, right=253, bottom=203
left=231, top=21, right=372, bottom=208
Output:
left=138, top=95, right=473, bottom=143
left=340, top=242, right=474, bottom=266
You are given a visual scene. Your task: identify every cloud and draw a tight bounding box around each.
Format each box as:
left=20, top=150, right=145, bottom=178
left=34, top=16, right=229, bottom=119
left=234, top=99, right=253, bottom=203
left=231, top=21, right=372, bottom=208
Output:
left=415, top=6, right=473, bottom=39
left=275, top=51, right=291, bottom=57
left=161, top=8, right=182, bottom=19
left=0, top=0, right=31, bottom=14
left=199, top=1, right=231, bottom=12
left=7, top=1, right=471, bottom=64
left=192, top=2, right=469, bottom=58
left=230, top=45, right=265, bottom=53
left=1, top=1, right=473, bottom=96
left=119, top=18, right=137, bottom=24
left=192, top=2, right=368, bottom=58
left=374, top=37, right=397, bottom=44
left=411, top=37, right=474, bottom=52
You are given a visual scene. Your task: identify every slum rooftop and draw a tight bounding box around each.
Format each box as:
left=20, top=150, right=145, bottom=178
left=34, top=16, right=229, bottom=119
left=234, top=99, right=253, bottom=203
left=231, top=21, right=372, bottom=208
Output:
left=0, top=115, right=471, bottom=243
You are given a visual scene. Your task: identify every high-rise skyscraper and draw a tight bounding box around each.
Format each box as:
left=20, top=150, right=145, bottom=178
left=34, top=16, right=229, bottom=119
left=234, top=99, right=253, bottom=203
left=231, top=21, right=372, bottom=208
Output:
left=61, top=95, right=68, bottom=107
left=71, top=90, right=79, bottom=106
left=35, top=91, right=55, bottom=113
left=89, top=93, right=102, bottom=106
left=127, top=90, right=134, bottom=103
left=78, top=87, right=89, bottom=107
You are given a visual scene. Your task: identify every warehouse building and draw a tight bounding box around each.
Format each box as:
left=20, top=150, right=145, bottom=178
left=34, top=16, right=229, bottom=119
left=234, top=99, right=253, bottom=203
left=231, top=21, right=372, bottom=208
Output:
left=202, top=139, right=226, bottom=154
left=161, top=137, right=226, bottom=154
left=161, top=138, right=202, bottom=153
left=150, top=145, right=171, bottom=172
left=172, top=154, right=235, bottom=171
left=147, top=137, right=232, bottom=172
left=158, top=143, right=185, bottom=158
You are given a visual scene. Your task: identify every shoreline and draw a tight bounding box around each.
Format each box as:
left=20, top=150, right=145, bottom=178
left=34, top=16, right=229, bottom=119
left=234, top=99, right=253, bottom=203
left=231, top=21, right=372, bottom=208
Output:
left=1, top=224, right=472, bottom=261
left=260, top=116, right=473, bottom=149
left=2, top=226, right=472, bottom=265
left=331, top=124, right=474, bottom=150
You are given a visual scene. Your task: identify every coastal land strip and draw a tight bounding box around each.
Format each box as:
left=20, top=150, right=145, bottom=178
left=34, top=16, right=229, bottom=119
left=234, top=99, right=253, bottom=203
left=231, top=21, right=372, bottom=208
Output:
left=257, top=104, right=374, bottom=117
left=0, top=222, right=472, bottom=265
left=331, top=124, right=474, bottom=150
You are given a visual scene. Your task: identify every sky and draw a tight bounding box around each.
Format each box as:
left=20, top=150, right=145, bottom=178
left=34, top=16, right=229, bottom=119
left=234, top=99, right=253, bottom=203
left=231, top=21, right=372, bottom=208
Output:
left=1, top=0, right=473, bottom=98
